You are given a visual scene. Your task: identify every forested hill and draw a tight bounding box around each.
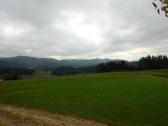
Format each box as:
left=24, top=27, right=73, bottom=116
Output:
left=0, top=56, right=111, bottom=70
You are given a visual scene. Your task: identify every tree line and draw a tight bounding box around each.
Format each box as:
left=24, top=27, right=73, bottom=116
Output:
left=51, top=66, right=96, bottom=76
left=0, top=68, right=35, bottom=80
left=96, top=55, right=168, bottom=73
left=138, top=55, right=168, bottom=70
left=1, top=55, right=167, bottom=79
left=96, top=60, right=137, bottom=73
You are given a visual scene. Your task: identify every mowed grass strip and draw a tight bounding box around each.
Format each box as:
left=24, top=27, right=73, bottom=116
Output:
left=0, top=70, right=168, bottom=126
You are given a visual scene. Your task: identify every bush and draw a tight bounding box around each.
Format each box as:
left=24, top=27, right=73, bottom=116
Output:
left=52, top=66, right=81, bottom=76
left=2, top=71, right=21, bottom=80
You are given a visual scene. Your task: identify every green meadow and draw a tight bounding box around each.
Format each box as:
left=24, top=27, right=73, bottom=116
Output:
left=0, top=70, right=168, bottom=126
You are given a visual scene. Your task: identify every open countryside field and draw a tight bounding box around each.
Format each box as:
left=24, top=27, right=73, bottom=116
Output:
left=0, top=70, right=168, bottom=126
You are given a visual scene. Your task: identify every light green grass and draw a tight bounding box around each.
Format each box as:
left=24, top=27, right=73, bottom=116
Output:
left=0, top=70, right=168, bottom=126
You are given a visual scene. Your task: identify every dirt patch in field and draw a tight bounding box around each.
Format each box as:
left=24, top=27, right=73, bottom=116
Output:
left=0, top=104, right=107, bottom=126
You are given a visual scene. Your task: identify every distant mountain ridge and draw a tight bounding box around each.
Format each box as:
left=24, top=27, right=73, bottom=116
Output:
left=0, top=56, right=111, bottom=70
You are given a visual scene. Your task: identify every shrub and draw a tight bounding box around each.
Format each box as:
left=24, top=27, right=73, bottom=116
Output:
left=2, top=71, right=21, bottom=80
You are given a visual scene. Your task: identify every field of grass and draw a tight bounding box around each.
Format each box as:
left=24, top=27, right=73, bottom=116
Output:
left=0, top=70, right=168, bottom=126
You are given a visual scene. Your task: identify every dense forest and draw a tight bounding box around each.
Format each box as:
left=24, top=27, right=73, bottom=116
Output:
left=96, top=55, right=168, bottom=73
left=96, top=60, right=137, bottom=73
left=138, top=55, right=168, bottom=70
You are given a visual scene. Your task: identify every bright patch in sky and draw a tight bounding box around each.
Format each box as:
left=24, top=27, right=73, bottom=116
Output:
left=0, top=24, right=23, bottom=37
left=55, top=11, right=103, bottom=44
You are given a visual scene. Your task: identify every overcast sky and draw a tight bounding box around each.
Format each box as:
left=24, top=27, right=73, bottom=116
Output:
left=0, top=0, right=168, bottom=60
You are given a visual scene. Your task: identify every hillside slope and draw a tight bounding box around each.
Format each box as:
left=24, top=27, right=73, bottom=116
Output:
left=0, top=56, right=110, bottom=70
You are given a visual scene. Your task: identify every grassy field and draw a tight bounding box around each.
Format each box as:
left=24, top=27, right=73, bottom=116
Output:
left=0, top=70, right=168, bottom=126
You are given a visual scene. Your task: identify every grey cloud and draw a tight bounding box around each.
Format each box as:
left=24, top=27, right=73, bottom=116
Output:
left=0, top=0, right=167, bottom=60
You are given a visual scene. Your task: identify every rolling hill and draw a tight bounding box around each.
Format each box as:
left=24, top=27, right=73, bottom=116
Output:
left=0, top=56, right=111, bottom=70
